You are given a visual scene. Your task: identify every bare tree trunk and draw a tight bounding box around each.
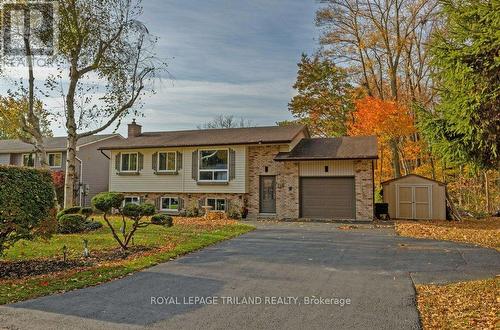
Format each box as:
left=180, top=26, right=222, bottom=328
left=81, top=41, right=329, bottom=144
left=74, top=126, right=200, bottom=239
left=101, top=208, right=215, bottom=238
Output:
left=429, top=154, right=436, bottom=180
left=484, top=171, right=490, bottom=214
left=390, top=139, right=401, bottom=178
left=23, top=13, right=58, bottom=210
left=64, top=67, right=79, bottom=208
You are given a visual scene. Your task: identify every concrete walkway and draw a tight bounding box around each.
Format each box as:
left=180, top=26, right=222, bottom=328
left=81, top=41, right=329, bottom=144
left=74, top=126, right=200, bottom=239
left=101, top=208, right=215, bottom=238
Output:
left=1, top=221, right=499, bottom=330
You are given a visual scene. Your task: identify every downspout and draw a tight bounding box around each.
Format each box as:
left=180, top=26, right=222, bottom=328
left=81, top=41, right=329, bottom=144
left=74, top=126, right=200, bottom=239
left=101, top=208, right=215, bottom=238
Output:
left=372, top=160, right=375, bottom=219
left=76, top=156, right=83, bottom=207
left=100, top=149, right=110, bottom=159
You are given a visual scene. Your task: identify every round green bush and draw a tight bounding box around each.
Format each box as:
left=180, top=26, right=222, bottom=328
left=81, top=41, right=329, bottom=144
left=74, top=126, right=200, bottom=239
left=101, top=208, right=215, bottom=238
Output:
left=140, top=203, right=156, bottom=216
left=83, top=220, right=103, bottom=231
left=122, top=203, right=142, bottom=217
left=56, top=206, right=82, bottom=220
left=151, top=214, right=173, bottom=227
left=92, top=192, right=124, bottom=212
left=80, top=207, right=93, bottom=219
left=58, top=214, right=86, bottom=234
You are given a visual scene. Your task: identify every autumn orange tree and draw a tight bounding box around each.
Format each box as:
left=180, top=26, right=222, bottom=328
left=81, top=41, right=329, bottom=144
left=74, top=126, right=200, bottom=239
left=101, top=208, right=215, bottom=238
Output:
left=349, top=96, right=416, bottom=183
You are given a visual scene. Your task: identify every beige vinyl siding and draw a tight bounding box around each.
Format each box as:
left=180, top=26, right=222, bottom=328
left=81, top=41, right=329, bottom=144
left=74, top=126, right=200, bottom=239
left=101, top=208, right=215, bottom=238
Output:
left=109, top=145, right=247, bottom=194
left=299, top=160, right=354, bottom=177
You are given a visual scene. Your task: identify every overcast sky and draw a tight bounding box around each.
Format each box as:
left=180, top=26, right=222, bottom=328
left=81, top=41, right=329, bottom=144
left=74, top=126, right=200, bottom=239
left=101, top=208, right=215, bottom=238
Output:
left=6, top=0, right=320, bottom=136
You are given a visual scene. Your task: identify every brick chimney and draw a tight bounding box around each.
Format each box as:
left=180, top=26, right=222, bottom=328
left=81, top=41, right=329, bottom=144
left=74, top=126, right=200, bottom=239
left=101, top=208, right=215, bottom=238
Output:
left=128, top=119, right=142, bottom=138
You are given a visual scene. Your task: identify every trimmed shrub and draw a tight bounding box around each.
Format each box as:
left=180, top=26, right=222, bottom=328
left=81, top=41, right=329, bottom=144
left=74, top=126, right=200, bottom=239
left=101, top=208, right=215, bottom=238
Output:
left=123, top=203, right=156, bottom=219
left=0, top=166, right=55, bottom=255
left=58, top=214, right=86, bottom=234
left=140, top=203, right=156, bottom=216
left=56, top=206, right=82, bottom=220
left=122, top=203, right=142, bottom=217
left=80, top=207, right=93, bottom=219
left=228, top=206, right=242, bottom=220
left=151, top=214, right=173, bottom=227
left=92, top=192, right=124, bottom=213
left=185, top=201, right=200, bottom=217
left=83, top=220, right=103, bottom=231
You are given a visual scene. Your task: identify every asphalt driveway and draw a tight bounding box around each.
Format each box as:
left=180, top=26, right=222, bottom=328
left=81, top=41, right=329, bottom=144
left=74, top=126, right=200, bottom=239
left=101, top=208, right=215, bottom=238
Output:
left=1, top=221, right=499, bottom=330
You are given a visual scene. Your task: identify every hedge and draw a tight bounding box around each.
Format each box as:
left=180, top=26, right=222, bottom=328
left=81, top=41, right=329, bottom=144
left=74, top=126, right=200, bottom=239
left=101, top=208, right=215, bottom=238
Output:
left=0, top=166, right=55, bottom=255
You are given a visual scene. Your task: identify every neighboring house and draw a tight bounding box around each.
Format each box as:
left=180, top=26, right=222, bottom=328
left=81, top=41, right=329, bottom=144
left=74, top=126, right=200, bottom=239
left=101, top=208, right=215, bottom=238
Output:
left=0, top=134, right=123, bottom=206
left=99, top=120, right=378, bottom=221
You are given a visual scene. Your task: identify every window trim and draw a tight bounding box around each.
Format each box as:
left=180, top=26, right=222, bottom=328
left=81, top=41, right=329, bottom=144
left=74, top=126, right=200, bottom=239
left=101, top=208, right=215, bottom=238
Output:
left=123, top=196, right=140, bottom=206
left=157, top=151, right=177, bottom=173
left=22, top=153, right=35, bottom=167
left=206, top=198, right=227, bottom=211
left=160, top=196, right=179, bottom=212
left=47, top=152, right=62, bottom=168
left=120, top=152, right=139, bottom=172
left=198, top=149, right=229, bottom=182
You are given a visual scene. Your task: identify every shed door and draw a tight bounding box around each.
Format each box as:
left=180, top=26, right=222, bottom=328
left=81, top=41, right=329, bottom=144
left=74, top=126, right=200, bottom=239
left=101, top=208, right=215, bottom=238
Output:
left=397, top=185, right=431, bottom=219
left=300, top=177, right=355, bottom=219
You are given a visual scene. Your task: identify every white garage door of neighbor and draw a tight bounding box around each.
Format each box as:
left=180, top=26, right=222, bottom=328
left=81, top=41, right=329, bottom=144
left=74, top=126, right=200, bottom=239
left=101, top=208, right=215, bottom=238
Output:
left=396, top=185, right=432, bottom=219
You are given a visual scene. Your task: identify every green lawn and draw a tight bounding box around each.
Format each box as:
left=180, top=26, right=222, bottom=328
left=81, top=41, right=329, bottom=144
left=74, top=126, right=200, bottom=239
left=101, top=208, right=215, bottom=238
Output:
left=0, top=216, right=254, bottom=304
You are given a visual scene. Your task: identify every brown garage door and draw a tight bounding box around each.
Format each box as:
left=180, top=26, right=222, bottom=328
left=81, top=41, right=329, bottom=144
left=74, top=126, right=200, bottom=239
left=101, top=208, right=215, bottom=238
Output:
left=300, top=177, right=355, bottom=219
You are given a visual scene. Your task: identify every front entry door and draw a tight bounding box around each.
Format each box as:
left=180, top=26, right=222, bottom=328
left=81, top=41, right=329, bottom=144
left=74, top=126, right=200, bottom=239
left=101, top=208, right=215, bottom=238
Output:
left=260, top=176, right=276, bottom=213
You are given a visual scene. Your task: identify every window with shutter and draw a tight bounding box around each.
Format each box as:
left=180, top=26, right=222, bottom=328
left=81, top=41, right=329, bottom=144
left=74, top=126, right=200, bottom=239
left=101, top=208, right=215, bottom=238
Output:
left=229, top=148, right=236, bottom=180
left=138, top=153, right=144, bottom=171
left=115, top=153, right=121, bottom=171
left=176, top=152, right=182, bottom=171
left=119, top=152, right=138, bottom=172
left=152, top=152, right=158, bottom=171
left=192, top=150, right=198, bottom=180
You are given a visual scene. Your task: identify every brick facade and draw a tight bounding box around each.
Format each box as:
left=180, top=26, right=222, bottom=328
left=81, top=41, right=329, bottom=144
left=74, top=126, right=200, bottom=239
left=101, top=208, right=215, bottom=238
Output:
left=120, top=147, right=374, bottom=221
left=121, top=192, right=245, bottom=215
left=354, top=160, right=374, bottom=220
left=247, top=145, right=299, bottom=220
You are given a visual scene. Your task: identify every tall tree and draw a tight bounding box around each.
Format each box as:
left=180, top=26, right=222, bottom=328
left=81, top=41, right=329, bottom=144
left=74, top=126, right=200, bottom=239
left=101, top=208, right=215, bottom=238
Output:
left=0, top=3, right=53, bottom=166
left=316, top=0, right=440, bottom=176
left=418, top=0, right=500, bottom=171
left=53, top=0, right=165, bottom=207
left=349, top=96, right=416, bottom=180
left=288, top=54, right=354, bottom=137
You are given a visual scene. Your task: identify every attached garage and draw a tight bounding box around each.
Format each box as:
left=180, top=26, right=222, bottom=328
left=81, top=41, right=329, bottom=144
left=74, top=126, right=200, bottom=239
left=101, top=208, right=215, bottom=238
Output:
left=300, top=177, right=355, bottom=219
left=382, top=174, right=447, bottom=220
left=274, top=136, right=378, bottom=221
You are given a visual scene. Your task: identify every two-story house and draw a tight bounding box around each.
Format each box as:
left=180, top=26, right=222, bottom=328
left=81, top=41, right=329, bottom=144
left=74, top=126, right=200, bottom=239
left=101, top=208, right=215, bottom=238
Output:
left=99, top=120, right=378, bottom=221
left=0, top=134, right=123, bottom=206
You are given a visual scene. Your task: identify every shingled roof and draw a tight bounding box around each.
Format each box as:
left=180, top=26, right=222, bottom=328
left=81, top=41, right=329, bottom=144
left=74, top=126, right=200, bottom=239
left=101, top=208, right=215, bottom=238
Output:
left=275, top=136, right=378, bottom=161
left=0, top=134, right=119, bottom=153
left=99, top=125, right=308, bottom=150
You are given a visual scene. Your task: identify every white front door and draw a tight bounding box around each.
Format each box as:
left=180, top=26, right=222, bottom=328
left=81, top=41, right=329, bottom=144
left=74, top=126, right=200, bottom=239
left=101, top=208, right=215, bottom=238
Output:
left=397, top=185, right=431, bottom=219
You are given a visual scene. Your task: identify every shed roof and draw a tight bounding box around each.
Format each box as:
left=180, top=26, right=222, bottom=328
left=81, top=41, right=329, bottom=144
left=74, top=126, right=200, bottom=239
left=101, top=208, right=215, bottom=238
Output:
left=381, top=174, right=446, bottom=186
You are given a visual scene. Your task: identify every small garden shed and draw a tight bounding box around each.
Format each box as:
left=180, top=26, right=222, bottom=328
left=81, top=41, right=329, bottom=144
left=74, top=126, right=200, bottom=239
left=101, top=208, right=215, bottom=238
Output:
left=382, top=174, right=446, bottom=220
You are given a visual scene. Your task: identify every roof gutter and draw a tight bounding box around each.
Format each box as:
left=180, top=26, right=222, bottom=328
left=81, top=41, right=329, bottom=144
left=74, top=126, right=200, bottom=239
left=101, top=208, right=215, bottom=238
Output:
left=274, top=156, right=379, bottom=162
left=97, top=140, right=296, bottom=151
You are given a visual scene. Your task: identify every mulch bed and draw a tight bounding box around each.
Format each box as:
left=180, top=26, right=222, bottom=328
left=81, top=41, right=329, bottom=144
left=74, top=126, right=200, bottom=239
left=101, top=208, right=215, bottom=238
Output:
left=0, top=245, right=153, bottom=280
